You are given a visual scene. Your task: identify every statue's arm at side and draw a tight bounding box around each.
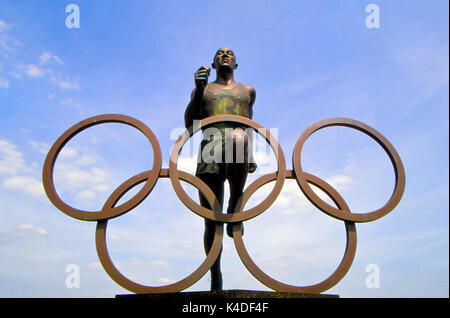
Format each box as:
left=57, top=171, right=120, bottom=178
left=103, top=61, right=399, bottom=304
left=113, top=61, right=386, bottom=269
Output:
left=184, top=87, right=203, bottom=128
left=246, top=85, right=257, bottom=172
left=248, top=85, right=256, bottom=119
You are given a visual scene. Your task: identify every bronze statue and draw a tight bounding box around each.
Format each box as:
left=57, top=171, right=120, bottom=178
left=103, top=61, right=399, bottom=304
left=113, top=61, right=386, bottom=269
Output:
left=184, top=47, right=257, bottom=291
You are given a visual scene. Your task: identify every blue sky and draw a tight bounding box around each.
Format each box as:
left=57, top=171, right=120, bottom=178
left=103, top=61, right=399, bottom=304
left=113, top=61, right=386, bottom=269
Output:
left=0, top=1, right=448, bottom=297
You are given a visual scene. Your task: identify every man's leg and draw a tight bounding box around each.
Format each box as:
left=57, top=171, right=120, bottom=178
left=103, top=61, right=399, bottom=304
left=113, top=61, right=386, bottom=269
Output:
left=198, top=173, right=224, bottom=291
left=226, top=128, right=249, bottom=237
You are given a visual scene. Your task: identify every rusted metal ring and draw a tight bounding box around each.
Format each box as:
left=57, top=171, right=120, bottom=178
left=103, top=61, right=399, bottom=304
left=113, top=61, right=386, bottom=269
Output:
left=42, top=114, right=406, bottom=295
left=42, top=114, right=162, bottom=221
left=292, top=118, right=406, bottom=223
left=95, top=169, right=224, bottom=293
left=169, top=115, right=286, bottom=223
left=232, top=170, right=357, bottom=293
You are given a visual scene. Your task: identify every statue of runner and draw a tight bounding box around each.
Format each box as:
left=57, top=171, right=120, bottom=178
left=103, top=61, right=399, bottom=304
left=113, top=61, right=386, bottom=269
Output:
left=184, top=47, right=257, bottom=291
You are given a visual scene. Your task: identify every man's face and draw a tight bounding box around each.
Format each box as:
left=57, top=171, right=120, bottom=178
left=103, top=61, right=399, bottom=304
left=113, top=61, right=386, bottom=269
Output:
left=213, top=47, right=237, bottom=70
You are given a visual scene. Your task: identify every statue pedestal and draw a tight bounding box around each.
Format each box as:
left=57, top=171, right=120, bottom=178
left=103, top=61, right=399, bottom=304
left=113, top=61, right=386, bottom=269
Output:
left=116, top=289, right=339, bottom=299
left=116, top=290, right=339, bottom=314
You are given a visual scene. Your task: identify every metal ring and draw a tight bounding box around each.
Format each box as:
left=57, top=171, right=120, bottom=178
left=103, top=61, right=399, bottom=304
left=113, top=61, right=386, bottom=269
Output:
left=169, top=115, right=286, bottom=223
left=232, top=170, right=357, bottom=293
left=42, top=114, right=162, bottom=221
left=43, top=114, right=405, bottom=294
left=292, top=118, right=406, bottom=223
left=95, top=169, right=224, bottom=293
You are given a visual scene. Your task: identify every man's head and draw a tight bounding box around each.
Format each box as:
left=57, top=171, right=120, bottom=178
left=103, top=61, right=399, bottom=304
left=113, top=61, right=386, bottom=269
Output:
left=212, top=47, right=238, bottom=71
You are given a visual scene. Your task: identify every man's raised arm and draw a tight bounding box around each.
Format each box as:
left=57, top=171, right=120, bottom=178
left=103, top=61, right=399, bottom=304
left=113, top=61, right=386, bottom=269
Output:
left=184, top=66, right=210, bottom=128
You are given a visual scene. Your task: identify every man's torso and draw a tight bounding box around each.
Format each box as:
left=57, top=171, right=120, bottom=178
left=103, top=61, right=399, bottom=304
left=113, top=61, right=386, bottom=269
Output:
left=199, top=82, right=252, bottom=120
left=196, top=82, right=253, bottom=176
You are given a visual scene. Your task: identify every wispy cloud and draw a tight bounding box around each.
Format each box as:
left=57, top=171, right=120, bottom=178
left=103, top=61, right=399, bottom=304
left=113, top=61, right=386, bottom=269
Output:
left=0, top=138, right=112, bottom=204
left=0, top=19, right=17, bottom=54
left=49, top=74, right=81, bottom=90
left=14, top=224, right=48, bottom=236
left=16, top=62, right=81, bottom=90
left=53, top=146, right=112, bottom=205
left=39, top=51, right=64, bottom=65
left=29, top=141, right=50, bottom=154
left=0, top=138, right=45, bottom=199
left=0, top=76, right=9, bottom=88
left=3, top=175, right=45, bottom=198
left=21, top=63, right=45, bottom=77
left=0, top=138, right=34, bottom=175
left=171, top=241, right=203, bottom=253
left=0, top=20, right=11, bottom=33
left=60, top=97, right=82, bottom=109
left=0, top=21, right=80, bottom=91
left=326, top=174, right=353, bottom=191
left=102, top=256, right=173, bottom=286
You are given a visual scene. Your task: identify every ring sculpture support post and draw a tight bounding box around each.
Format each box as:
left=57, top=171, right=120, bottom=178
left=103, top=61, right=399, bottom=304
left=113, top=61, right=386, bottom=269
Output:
left=43, top=114, right=405, bottom=294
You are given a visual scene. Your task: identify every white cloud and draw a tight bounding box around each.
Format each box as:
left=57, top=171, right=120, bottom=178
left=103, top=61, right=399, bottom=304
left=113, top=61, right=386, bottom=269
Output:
left=259, top=255, right=296, bottom=271
left=23, top=64, right=45, bottom=77
left=0, top=20, right=20, bottom=54
left=34, top=226, right=48, bottom=235
left=0, top=76, right=9, bottom=88
left=0, top=139, right=45, bottom=198
left=116, top=257, right=170, bottom=271
left=60, top=97, right=82, bottom=109
left=39, top=51, right=63, bottom=65
left=252, top=150, right=278, bottom=176
left=0, top=138, right=111, bottom=203
left=245, top=179, right=311, bottom=216
left=76, top=153, right=99, bottom=166
left=29, top=141, right=50, bottom=154
left=58, top=79, right=81, bottom=90
left=75, top=189, right=97, bottom=201
left=59, top=146, right=78, bottom=159
left=16, top=224, right=47, bottom=236
left=171, top=241, right=202, bottom=253
left=48, top=144, right=115, bottom=207
left=18, top=224, right=34, bottom=231
left=253, top=150, right=273, bottom=166
left=56, top=146, right=99, bottom=166
left=91, top=183, right=110, bottom=192
left=158, top=277, right=174, bottom=284
left=325, top=174, right=353, bottom=191
left=105, top=257, right=174, bottom=286
left=0, top=20, right=11, bottom=33
left=88, top=262, right=102, bottom=271
left=50, top=75, right=81, bottom=90
left=0, top=139, right=33, bottom=175
left=151, top=260, right=170, bottom=268
left=9, top=51, right=80, bottom=92
left=55, top=165, right=112, bottom=192
left=3, top=175, right=45, bottom=198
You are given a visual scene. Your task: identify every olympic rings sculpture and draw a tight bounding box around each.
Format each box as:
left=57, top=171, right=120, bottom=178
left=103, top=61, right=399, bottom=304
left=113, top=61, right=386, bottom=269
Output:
left=42, top=114, right=405, bottom=294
